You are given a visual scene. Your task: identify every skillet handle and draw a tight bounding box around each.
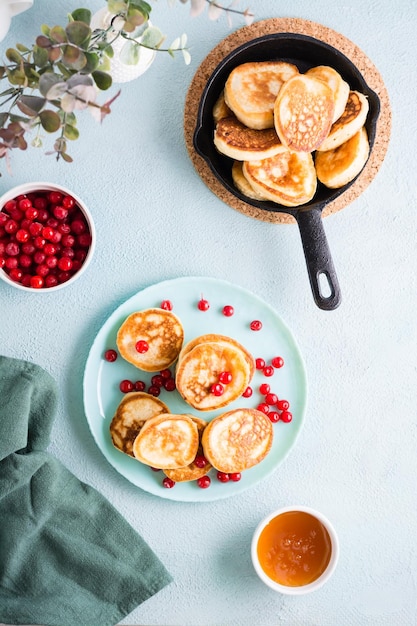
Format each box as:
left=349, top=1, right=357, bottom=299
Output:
left=295, top=208, right=341, bottom=311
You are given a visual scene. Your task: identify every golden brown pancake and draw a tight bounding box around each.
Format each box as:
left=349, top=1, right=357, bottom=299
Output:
left=176, top=341, right=251, bottom=411
left=178, top=333, right=255, bottom=379
left=116, top=308, right=184, bottom=372
left=224, top=61, right=299, bottom=129
left=110, top=392, right=170, bottom=457
left=306, top=65, right=350, bottom=122
left=274, top=74, right=335, bottom=152
left=317, top=90, right=369, bottom=152
left=243, top=150, right=317, bottom=207
left=212, top=90, right=233, bottom=123
left=163, top=416, right=212, bottom=482
left=315, top=126, right=370, bottom=189
left=232, top=160, right=269, bottom=201
left=132, top=413, right=199, bottom=469
left=201, top=408, right=273, bottom=473
left=214, top=117, right=285, bottom=161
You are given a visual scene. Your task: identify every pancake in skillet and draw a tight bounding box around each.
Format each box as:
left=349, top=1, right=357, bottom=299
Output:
left=306, top=65, right=350, bottom=122
left=110, top=392, right=170, bottom=457
left=132, top=413, right=199, bottom=469
left=163, top=416, right=212, bottom=482
left=315, top=126, right=370, bottom=189
left=232, top=160, right=269, bottom=201
left=274, top=74, right=335, bottom=152
left=317, top=90, right=369, bottom=152
left=201, top=408, right=273, bottom=473
left=224, top=61, right=299, bottom=130
left=212, top=90, right=233, bottom=123
left=243, top=150, right=317, bottom=207
left=176, top=341, right=251, bottom=411
left=116, top=308, right=184, bottom=372
left=214, top=117, right=285, bottom=161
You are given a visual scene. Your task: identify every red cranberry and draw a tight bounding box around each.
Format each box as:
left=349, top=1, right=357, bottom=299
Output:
left=119, top=379, right=134, bottom=393
left=217, top=471, right=230, bottom=483
left=229, top=472, right=241, bottom=482
left=194, top=455, right=208, bottom=468
left=148, top=385, right=160, bottom=397
left=257, top=403, right=270, bottom=414
left=242, top=386, right=253, bottom=398
left=163, top=378, right=176, bottom=392
left=265, top=393, right=278, bottom=405
left=211, top=383, right=224, bottom=396
left=30, top=275, right=43, bottom=289
left=134, top=380, right=146, bottom=391
left=160, top=299, right=173, bottom=310
left=151, top=375, right=164, bottom=387
left=135, top=340, right=149, bottom=353
left=162, top=477, right=175, bottom=488
left=197, top=297, right=210, bottom=311
left=259, top=383, right=270, bottom=395
left=9, top=267, right=23, bottom=282
left=263, top=365, right=275, bottom=377
left=268, top=411, right=280, bottom=423
left=222, top=305, right=234, bottom=316
left=197, top=476, right=211, bottom=489
left=104, top=349, right=118, bottom=362
left=280, top=411, right=293, bottom=423
left=271, top=356, right=284, bottom=368
left=277, top=399, right=290, bottom=411
left=219, top=371, right=232, bottom=384
left=250, top=320, right=262, bottom=331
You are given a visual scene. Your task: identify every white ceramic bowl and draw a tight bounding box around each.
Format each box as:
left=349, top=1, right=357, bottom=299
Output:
left=0, top=182, right=95, bottom=292
left=251, top=505, right=339, bottom=595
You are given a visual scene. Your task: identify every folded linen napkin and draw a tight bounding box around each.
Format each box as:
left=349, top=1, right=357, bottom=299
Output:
left=0, top=355, right=172, bottom=626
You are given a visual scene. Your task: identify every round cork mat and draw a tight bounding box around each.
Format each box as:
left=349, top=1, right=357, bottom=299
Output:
left=184, top=18, right=391, bottom=224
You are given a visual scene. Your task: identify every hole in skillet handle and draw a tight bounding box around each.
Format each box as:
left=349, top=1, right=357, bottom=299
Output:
left=193, top=33, right=381, bottom=310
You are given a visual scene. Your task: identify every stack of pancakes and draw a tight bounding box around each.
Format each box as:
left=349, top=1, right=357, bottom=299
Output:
left=213, top=60, right=370, bottom=204
left=111, top=314, right=273, bottom=482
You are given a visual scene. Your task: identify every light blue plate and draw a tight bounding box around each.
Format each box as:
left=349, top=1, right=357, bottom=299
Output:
left=83, top=277, right=308, bottom=502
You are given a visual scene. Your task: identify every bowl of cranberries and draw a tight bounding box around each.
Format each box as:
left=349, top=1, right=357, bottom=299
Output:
left=0, top=182, right=95, bottom=292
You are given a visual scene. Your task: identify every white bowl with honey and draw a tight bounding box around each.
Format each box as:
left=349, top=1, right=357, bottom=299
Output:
left=251, top=505, right=339, bottom=594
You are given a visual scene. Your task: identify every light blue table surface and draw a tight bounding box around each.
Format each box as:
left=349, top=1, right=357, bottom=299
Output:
left=1, top=1, right=417, bottom=625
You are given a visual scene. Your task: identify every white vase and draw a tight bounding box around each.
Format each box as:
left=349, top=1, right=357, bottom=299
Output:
left=90, top=8, right=156, bottom=84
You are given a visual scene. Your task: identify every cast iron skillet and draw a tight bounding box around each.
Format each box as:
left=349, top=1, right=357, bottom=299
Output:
left=193, top=34, right=380, bottom=310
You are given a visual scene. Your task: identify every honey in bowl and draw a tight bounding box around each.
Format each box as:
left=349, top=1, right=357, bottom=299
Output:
left=256, top=510, right=332, bottom=587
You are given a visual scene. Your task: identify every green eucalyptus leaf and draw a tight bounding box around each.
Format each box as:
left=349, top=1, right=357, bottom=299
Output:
left=104, top=44, right=114, bottom=59
left=16, top=43, right=30, bottom=53
left=0, top=112, right=8, bottom=127
left=40, top=24, right=51, bottom=36
left=65, top=21, right=91, bottom=47
left=61, top=151, right=73, bottom=162
left=119, top=40, right=139, bottom=65
left=71, top=8, right=91, bottom=25
left=38, top=72, right=62, bottom=97
left=132, top=0, right=151, bottom=17
left=39, top=109, right=61, bottom=132
left=0, top=67, right=5, bottom=79
left=63, top=111, right=77, bottom=125
left=97, top=56, right=111, bottom=72
left=82, top=51, right=100, bottom=74
left=6, top=68, right=27, bottom=86
left=50, top=26, right=67, bottom=44
left=64, top=124, right=79, bottom=140
left=33, top=45, right=49, bottom=67
left=17, top=95, right=46, bottom=116
left=107, top=0, right=128, bottom=13
left=92, top=70, right=112, bottom=90
left=127, top=7, right=146, bottom=26
left=5, top=48, right=25, bottom=64
left=62, top=46, right=87, bottom=71
left=56, top=62, right=73, bottom=78
left=141, top=26, right=164, bottom=49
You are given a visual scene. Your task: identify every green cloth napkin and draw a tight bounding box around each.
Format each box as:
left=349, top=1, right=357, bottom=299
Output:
left=0, top=355, right=172, bottom=626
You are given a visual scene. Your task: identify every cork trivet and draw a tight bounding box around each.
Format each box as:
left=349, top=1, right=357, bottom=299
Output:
left=184, top=18, right=391, bottom=224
